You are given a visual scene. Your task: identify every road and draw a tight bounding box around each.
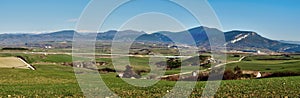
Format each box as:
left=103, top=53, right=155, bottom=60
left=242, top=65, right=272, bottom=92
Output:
left=212, top=56, right=246, bottom=68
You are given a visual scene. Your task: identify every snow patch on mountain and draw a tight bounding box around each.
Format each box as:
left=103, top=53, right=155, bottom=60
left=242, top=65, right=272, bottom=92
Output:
left=230, top=33, right=250, bottom=44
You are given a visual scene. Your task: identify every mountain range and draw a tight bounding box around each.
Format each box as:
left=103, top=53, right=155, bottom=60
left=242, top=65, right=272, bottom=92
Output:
left=1, top=26, right=300, bottom=53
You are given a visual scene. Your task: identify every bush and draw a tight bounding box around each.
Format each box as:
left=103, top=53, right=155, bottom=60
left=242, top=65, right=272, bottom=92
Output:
left=161, top=75, right=179, bottom=81
left=223, top=69, right=237, bottom=80
left=2, top=47, right=29, bottom=50
left=98, top=68, right=116, bottom=73
left=265, top=68, right=271, bottom=70
left=166, top=58, right=181, bottom=69
left=197, top=73, right=209, bottom=81
left=233, top=55, right=240, bottom=57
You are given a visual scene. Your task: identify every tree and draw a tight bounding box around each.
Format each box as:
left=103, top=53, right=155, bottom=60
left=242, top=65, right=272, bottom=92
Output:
left=223, top=69, right=237, bottom=80
left=234, top=66, right=241, bottom=72
left=166, top=58, right=181, bottom=69
left=234, top=66, right=242, bottom=78
left=199, top=55, right=211, bottom=68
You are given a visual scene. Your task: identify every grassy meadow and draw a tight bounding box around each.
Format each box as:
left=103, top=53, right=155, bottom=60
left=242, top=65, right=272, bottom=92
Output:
left=0, top=64, right=300, bottom=97
left=226, top=55, right=300, bottom=73
left=0, top=53, right=300, bottom=97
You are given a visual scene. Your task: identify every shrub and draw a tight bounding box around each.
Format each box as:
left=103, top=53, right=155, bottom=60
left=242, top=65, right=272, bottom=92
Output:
left=223, top=69, right=237, bottom=80
left=233, top=55, right=240, bottom=57
left=2, top=47, right=29, bottom=50
left=166, top=58, right=181, bottom=69
left=161, top=75, right=179, bottom=81
left=197, top=73, right=209, bottom=81
left=265, top=68, right=271, bottom=70
left=234, top=66, right=241, bottom=72
left=98, top=68, right=116, bottom=73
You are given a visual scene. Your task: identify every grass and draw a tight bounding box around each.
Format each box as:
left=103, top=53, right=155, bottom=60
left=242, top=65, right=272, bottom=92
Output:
left=0, top=64, right=82, bottom=97
left=1, top=53, right=300, bottom=97
left=226, top=55, right=243, bottom=61
left=226, top=55, right=300, bottom=73
left=95, top=54, right=300, bottom=75
left=40, top=54, right=72, bottom=63
left=214, top=76, right=300, bottom=97
left=0, top=53, right=72, bottom=63
left=164, top=66, right=204, bottom=75
left=0, top=63, right=299, bottom=97
left=227, top=60, right=300, bottom=72
left=96, top=56, right=152, bottom=71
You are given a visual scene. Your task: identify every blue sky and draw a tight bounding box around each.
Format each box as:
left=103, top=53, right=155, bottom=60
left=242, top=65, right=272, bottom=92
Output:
left=0, top=0, right=299, bottom=41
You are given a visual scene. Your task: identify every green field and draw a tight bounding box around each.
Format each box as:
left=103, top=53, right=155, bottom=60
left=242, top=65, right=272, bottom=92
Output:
left=226, top=55, right=300, bottom=73
left=0, top=64, right=299, bottom=97
left=0, top=64, right=82, bottom=97
left=1, top=53, right=300, bottom=97
left=0, top=53, right=72, bottom=63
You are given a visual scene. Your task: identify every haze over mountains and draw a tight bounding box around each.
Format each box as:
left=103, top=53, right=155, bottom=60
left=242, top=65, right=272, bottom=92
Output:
left=1, top=26, right=300, bottom=53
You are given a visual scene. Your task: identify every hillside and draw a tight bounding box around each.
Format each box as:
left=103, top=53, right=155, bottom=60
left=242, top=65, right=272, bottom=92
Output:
left=0, top=27, right=299, bottom=52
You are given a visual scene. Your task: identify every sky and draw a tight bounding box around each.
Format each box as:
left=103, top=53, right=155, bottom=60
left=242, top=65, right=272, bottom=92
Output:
left=0, top=0, right=299, bottom=41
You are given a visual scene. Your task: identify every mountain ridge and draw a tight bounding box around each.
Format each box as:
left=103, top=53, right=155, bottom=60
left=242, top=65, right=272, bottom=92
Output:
left=1, top=26, right=299, bottom=53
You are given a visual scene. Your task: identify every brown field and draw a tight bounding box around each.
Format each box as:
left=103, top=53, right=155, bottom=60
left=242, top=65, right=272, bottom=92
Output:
left=0, top=57, right=30, bottom=69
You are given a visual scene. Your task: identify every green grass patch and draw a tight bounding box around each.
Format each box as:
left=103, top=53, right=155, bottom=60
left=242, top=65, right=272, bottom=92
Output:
left=0, top=64, right=299, bottom=97
left=226, top=55, right=300, bottom=73
left=0, top=64, right=82, bottom=97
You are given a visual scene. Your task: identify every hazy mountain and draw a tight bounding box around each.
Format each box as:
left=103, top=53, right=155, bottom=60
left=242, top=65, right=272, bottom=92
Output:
left=279, top=40, right=300, bottom=45
left=1, top=26, right=300, bottom=53
left=150, top=27, right=300, bottom=52
left=152, top=26, right=223, bottom=47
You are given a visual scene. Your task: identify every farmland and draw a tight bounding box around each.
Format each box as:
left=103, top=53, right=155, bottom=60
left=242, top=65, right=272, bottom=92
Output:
left=0, top=53, right=300, bottom=97
left=226, top=54, right=300, bottom=73
left=0, top=64, right=299, bottom=97
left=0, top=57, right=30, bottom=69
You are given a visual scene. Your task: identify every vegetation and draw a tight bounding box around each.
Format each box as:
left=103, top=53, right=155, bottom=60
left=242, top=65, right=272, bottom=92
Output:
left=0, top=64, right=82, bottom=97
left=0, top=53, right=72, bottom=63
left=166, top=58, right=181, bottom=69
left=1, top=47, right=29, bottom=51
left=0, top=53, right=300, bottom=97
left=0, top=64, right=299, bottom=97
left=226, top=55, right=300, bottom=73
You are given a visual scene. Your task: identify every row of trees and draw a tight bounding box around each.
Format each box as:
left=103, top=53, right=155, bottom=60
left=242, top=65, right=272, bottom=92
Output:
left=165, top=55, right=212, bottom=70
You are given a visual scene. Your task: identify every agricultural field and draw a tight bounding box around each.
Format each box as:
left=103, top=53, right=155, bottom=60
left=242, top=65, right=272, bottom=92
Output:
left=226, top=55, right=300, bottom=73
left=0, top=64, right=300, bottom=97
left=0, top=57, right=30, bottom=69
left=0, top=53, right=299, bottom=97
left=0, top=64, right=82, bottom=97
left=0, top=53, right=72, bottom=63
